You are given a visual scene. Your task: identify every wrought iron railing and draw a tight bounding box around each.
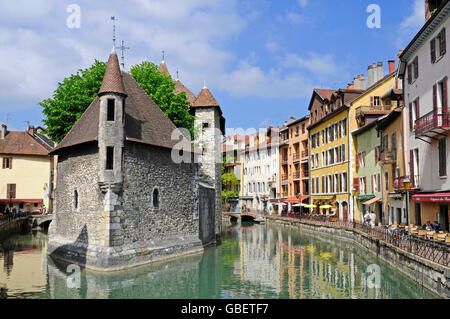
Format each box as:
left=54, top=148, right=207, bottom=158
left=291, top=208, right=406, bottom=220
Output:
left=415, top=109, right=450, bottom=136
left=271, top=214, right=450, bottom=267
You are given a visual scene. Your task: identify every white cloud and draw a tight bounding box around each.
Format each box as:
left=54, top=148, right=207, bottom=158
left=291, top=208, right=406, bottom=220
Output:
left=396, top=0, right=425, bottom=48
left=297, top=0, right=308, bottom=8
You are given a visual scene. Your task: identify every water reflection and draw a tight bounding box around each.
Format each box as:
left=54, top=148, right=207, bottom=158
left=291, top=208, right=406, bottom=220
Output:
left=0, top=223, right=439, bottom=299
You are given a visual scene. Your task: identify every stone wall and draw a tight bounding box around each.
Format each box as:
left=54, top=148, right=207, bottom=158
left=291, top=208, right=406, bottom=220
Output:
left=266, top=217, right=449, bottom=298
left=48, top=144, right=104, bottom=247
left=194, top=107, right=222, bottom=243
left=121, top=142, right=200, bottom=244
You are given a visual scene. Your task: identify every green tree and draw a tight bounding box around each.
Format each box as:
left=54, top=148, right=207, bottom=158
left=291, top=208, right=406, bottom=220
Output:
left=130, top=61, right=195, bottom=136
left=40, top=60, right=107, bottom=143
left=222, top=172, right=239, bottom=211
left=40, top=60, right=195, bottom=143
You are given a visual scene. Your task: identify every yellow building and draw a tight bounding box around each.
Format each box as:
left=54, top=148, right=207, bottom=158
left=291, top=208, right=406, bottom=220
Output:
left=0, top=125, right=55, bottom=214
left=308, top=88, right=363, bottom=220
left=348, top=65, right=402, bottom=222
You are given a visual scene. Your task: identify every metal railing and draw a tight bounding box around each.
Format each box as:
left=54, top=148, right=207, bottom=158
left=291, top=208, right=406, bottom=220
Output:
left=273, top=214, right=450, bottom=267
left=0, top=212, right=33, bottom=226
left=415, top=109, right=450, bottom=136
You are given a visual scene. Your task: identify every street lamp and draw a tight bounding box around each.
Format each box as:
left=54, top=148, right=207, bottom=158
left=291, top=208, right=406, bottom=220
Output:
left=403, top=176, right=412, bottom=252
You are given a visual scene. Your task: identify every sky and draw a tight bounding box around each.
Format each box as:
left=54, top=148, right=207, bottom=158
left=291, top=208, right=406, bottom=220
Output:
left=0, top=0, right=426, bottom=135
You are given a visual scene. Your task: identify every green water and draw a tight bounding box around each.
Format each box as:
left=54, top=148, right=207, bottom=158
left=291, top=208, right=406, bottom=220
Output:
left=0, top=222, right=440, bottom=299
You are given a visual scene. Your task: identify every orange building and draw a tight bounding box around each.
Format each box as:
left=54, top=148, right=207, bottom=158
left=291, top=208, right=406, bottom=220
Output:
left=279, top=116, right=310, bottom=212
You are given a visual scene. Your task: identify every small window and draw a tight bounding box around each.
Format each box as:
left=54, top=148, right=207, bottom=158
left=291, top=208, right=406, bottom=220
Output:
left=2, top=157, right=12, bottom=169
left=153, top=188, right=159, bottom=208
left=203, top=122, right=209, bottom=129
left=106, top=146, right=114, bottom=170
left=107, top=99, right=115, bottom=121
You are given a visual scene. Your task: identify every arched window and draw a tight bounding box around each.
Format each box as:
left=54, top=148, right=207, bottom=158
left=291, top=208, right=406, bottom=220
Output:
left=153, top=188, right=159, bottom=208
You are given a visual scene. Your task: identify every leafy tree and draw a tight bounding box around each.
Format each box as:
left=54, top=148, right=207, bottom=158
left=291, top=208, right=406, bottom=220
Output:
left=130, top=61, right=195, bottom=136
left=40, top=60, right=195, bottom=143
left=40, top=60, right=107, bottom=143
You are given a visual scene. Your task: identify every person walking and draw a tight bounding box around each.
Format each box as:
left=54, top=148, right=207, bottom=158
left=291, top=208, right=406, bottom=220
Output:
left=363, top=211, right=371, bottom=227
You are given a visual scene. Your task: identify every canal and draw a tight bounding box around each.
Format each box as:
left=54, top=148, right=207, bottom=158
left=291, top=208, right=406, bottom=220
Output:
left=0, top=221, right=439, bottom=299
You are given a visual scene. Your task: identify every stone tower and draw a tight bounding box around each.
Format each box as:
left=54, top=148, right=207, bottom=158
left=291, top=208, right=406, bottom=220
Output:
left=191, top=84, right=226, bottom=244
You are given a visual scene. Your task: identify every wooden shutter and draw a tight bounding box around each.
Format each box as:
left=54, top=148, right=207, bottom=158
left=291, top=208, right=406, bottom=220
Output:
left=431, top=38, right=436, bottom=63
left=374, top=147, right=378, bottom=163
left=414, top=56, right=419, bottom=79
left=356, top=154, right=360, bottom=168
left=363, top=151, right=366, bottom=166
left=410, top=150, right=415, bottom=185
left=408, top=64, right=412, bottom=84
left=2, top=158, right=5, bottom=169
left=433, top=84, right=438, bottom=127
left=363, top=177, right=367, bottom=194
left=439, top=138, right=447, bottom=177
left=371, top=175, right=374, bottom=193
left=409, top=103, right=413, bottom=131
left=444, top=76, right=448, bottom=125
left=353, top=178, right=360, bottom=193
left=441, top=28, right=446, bottom=56
left=415, top=97, right=420, bottom=123
left=377, top=174, right=381, bottom=192
left=370, top=96, right=374, bottom=107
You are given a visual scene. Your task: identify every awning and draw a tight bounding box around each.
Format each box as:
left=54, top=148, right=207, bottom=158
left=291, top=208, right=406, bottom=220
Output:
left=356, top=195, right=375, bottom=200
left=239, top=196, right=254, bottom=200
left=0, top=199, right=43, bottom=204
left=312, top=195, right=335, bottom=200
left=285, top=197, right=300, bottom=203
left=412, top=193, right=450, bottom=203
left=362, top=197, right=381, bottom=205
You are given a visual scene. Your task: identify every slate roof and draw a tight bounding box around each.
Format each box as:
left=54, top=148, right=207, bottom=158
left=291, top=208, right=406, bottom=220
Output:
left=51, top=52, right=184, bottom=154
left=174, top=80, right=196, bottom=104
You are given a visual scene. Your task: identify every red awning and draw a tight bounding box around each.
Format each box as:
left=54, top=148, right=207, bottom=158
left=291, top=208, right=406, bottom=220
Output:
left=412, top=193, right=450, bottom=203
left=0, top=199, right=43, bottom=204
left=283, top=196, right=309, bottom=204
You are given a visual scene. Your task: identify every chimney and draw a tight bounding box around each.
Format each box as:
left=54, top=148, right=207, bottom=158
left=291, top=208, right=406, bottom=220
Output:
left=354, top=74, right=367, bottom=90
left=289, top=116, right=296, bottom=124
left=27, top=125, right=36, bottom=136
left=388, top=60, right=396, bottom=74
left=377, top=62, right=384, bottom=81
left=368, top=65, right=374, bottom=88
left=1, top=124, right=6, bottom=139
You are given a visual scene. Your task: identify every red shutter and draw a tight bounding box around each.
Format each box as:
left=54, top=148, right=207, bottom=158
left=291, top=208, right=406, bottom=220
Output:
left=408, top=64, right=412, bottom=84
left=414, top=56, right=419, bottom=79
left=378, top=174, right=381, bottom=192
left=356, top=154, right=360, bottom=168
left=370, top=96, right=374, bottom=107
left=363, top=151, right=366, bottom=166
left=409, top=103, right=413, bottom=131
left=410, top=150, right=415, bottom=187
left=364, top=177, right=367, bottom=193
left=371, top=175, right=374, bottom=193
left=374, top=147, right=377, bottom=163
left=444, top=76, right=448, bottom=125
left=441, top=28, right=446, bottom=56
left=415, top=97, right=420, bottom=122
left=353, top=178, right=360, bottom=193
left=431, top=38, right=436, bottom=63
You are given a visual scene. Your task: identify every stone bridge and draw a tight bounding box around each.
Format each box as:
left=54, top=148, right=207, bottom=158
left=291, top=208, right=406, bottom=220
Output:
left=28, top=214, right=53, bottom=229
left=222, top=212, right=265, bottom=223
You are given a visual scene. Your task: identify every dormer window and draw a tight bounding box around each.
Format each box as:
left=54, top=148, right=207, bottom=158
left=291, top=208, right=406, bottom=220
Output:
left=107, top=99, right=115, bottom=121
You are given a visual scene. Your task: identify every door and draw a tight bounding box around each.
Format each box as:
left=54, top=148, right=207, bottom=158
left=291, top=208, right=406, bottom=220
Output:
left=396, top=208, right=402, bottom=225
left=342, top=202, right=348, bottom=222
left=414, top=203, right=422, bottom=226
left=199, top=186, right=216, bottom=246
left=439, top=204, right=449, bottom=232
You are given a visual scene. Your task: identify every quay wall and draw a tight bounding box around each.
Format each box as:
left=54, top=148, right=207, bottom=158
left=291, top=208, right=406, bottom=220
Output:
left=266, top=217, right=450, bottom=299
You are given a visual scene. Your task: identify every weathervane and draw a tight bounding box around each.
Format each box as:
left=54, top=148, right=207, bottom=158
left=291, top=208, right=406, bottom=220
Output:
left=176, top=69, right=179, bottom=80
left=116, top=40, right=130, bottom=69
left=111, top=16, right=118, bottom=47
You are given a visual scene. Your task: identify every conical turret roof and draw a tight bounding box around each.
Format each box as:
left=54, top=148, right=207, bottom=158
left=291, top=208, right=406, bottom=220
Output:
left=193, top=87, right=220, bottom=108
left=158, top=61, right=170, bottom=77
left=99, top=50, right=126, bottom=96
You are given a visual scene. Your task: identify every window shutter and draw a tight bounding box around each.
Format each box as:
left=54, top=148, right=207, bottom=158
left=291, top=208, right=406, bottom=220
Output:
left=371, top=175, right=374, bottom=193
left=431, top=38, right=436, bottom=63
left=375, top=147, right=378, bottom=163
left=409, top=103, right=413, bottom=131
left=2, top=158, right=5, bottom=169
left=356, top=154, right=360, bottom=168
left=9, top=158, right=12, bottom=170
left=364, top=177, right=367, bottom=193
left=441, top=28, right=446, bottom=56
left=439, top=139, right=447, bottom=177
left=414, top=56, right=419, bottom=79
left=370, top=96, right=374, bottom=107
left=353, top=178, right=360, bottom=193
left=363, top=151, right=366, bottom=166
left=433, top=84, right=438, bottom=128
left=377, top=174, right=381, bottom=192
left=410, top=150, right=415, bottom=182
left=415, top=97, right=420, bottom=122
left=408, top=64, right=412, bottom=84
left=444, top=76, right=448, bottom=125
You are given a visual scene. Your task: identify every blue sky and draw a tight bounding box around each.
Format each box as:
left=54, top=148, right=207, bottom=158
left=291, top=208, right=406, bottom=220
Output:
left=0, top=0, right=425, bottom=134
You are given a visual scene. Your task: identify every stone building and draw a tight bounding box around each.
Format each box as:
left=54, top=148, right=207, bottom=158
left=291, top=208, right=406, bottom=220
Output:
left=47, top=49, right=225, bottom=271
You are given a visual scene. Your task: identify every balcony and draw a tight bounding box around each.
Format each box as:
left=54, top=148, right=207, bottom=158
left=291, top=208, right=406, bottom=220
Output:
left=380, top=149, right=396, bottom=164
left=415, top=109, right=450, bottom=138
left=393, top=175, right=420, bottom=191
left=356, top=105, right=392, bottom=119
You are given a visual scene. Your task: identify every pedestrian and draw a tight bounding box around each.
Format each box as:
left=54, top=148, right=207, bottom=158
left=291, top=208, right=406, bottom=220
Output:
left=364, top=211, right=371, bottom=226
left=370, top=211, right=376, bottom=228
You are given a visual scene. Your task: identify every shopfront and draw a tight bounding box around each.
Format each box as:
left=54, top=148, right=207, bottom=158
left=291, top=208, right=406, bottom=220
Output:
left=412, top=193, right=450, bottom=231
